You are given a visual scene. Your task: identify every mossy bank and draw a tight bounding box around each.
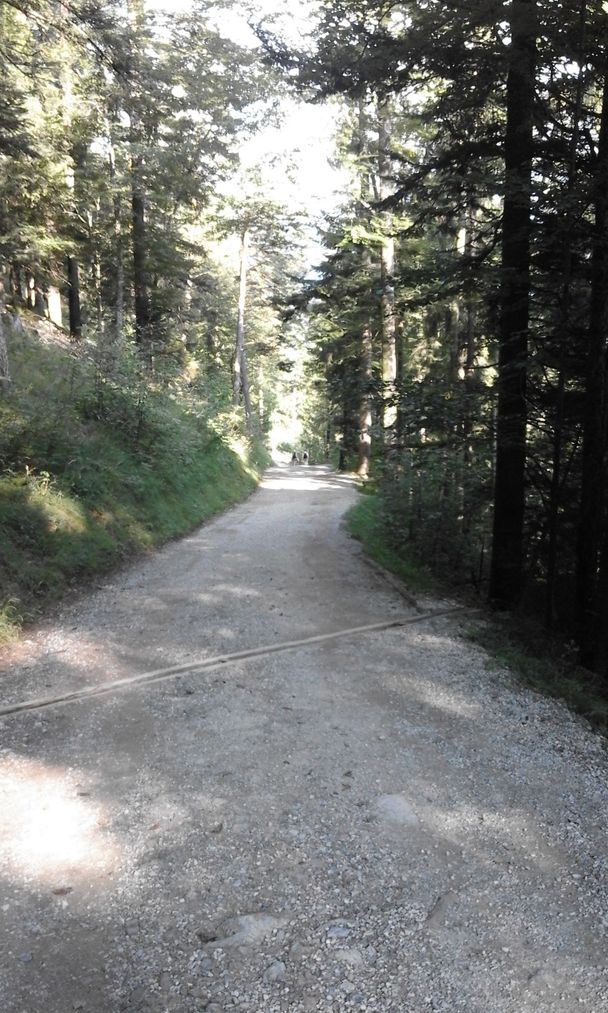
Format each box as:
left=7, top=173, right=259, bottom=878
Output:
left=0, top=314, right=269, bottom=644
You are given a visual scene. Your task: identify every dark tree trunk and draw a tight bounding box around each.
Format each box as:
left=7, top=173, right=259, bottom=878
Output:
left=462, top=203, right=478, bottom=450
left=115, top=211, right=124, bottom=341
left=126, top=0, right=150, bottom=349
left=66, top=255, right=82, bottom=339
left=60, top=53, right=82, bottom=342
left=576, top=69, right=608, bottom=670
left=356, top=321, right=373, bottom=477
left=461, top=295, right=477, bottom=537
left=9, top=264, right=25, bottom=305
left=355, top=101, right=375, bottom=476
left=0, top=275, right=10, bottom=393
left=32, top=278, right=45, bottom=316
left=378, top=97, right=397, bottom=437
left=131, top=178, right=150, bottom=346
left=339, top=377, right=355, bottom=472
left=489, top=0, right=537, bottom=608
left=546, top=3, right=586, bottom=630
left=108, top=129, right=124, bottom=341
left=232, top=227, right=252, bottom=431
left=93, top=241, right=104, bottom=335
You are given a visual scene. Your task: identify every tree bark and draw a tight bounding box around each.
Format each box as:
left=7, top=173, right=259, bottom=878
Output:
left=576, top=68, right=608, bottom=670
left=127, top=0, right=151, bottom=348
left=66, top=255, right=82, bottom=339
left=546, top=1, right=586, bottom=630
left=258, top=362, right=265, bottom=428
left=108, top=128, right=124, bottom=341
left=0, top=277, right=10, bottom=394
left=462, top=207, right=478, bottom=537
left=232, top=227, right=252, bottom=431
left=61, top=50, right=82, bottom=341
left=378, top=97, right=397, bottom=436
left=9, top=265, right=25, bottom=306
left=131, top=179, right=150, bottom=346
left=356, top=102, right=374, bottom=478
left=489, top=0, right=537, bottom=608
left=356, top=321, right=373, bottom=477
left=92, top=235, right=104, bottom=335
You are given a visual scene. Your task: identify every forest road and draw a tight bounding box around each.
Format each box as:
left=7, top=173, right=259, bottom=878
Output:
left=0, top=464, right=607, bottom=1013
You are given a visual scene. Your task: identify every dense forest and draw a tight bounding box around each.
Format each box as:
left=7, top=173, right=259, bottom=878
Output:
left=281, top=0, right=608, bottom=686
left=1, top=0, right=608, bottom=690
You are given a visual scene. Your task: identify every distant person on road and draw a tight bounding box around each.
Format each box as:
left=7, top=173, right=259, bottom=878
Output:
left=303, top=451, right=309, bottom=464
left=291, top=451, right=298, bottom=465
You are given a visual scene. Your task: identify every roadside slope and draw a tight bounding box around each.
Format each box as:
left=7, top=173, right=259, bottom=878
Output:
left=0, top=313, right=267, bottom=643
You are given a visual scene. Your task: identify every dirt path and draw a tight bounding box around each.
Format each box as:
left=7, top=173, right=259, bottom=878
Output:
left=0, top=465, right=607, bottom=1013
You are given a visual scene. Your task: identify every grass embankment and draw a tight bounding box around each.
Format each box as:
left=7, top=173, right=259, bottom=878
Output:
left=345, top=488, right=436, bottom=596
left=0, top=315, right=269, bottom=644
left=346, top=488, right=608, bottom=735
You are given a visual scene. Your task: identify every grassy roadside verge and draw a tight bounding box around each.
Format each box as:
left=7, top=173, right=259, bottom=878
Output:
left=345, top=489, right=436, bottom=596
left=346, top=489, right=608, bottom=736
left=0, top=316, right=270, bottom=644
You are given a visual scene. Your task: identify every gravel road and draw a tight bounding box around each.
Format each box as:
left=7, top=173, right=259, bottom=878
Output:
left=0, top=464, right=607, bottom=1013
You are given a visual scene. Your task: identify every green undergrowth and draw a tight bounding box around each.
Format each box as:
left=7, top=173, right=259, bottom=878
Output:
left=346, top=488, right=608, bottom=737
left=0, top=315, right=270, bottom=644
left=345, top=489, right=436, bottom=596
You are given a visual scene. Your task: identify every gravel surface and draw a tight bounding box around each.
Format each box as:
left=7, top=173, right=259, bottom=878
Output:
left=0, top=464, right=607, bottom=1012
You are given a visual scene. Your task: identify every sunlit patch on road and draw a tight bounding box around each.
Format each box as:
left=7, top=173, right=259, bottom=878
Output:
left=261, top=465, right=358, bottom=494
left=262, top=475, right=334, bottom=492
left=0, top=755, right=118, bottom=885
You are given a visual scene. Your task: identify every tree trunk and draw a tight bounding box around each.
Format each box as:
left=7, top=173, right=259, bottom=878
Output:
left=108, top=130, right=124, bottom=341
left=339, top=385, right=351, bottom=472
left=0, top=277, right=10, bottom=394
left=9, top=264, right=25, bottom=306
left=354, top=100, right=375, bottom=475
left=258, top=361, right=265, bottom=429
left=60, top=44, right=82, bottom=341
left=131, top=178, right=150, bottom=346
left=576, top=68, right=608, bottom=670
left=378, top=97, right=397, bottom=436
left=546, top=2, right=586, bottom=630
left=462, top=259, right=477, bottom=537
left=489, top=0, right=537, bottom=608
left=31, top=278, right=45, bottom=316
left=356, top=321, right=373, bottom=477
left=232, top=227, right=252, bottom=431
left=93, top=243, right=104, bottom=335
left=115, top=219, right=124, bottom=341
left=66, top=255, right=82, bottom=339
left=127, top=0, right=150, bottom=348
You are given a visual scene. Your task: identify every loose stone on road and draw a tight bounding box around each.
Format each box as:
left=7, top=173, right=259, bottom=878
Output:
left=0, top=465, right=607, bottom=1012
